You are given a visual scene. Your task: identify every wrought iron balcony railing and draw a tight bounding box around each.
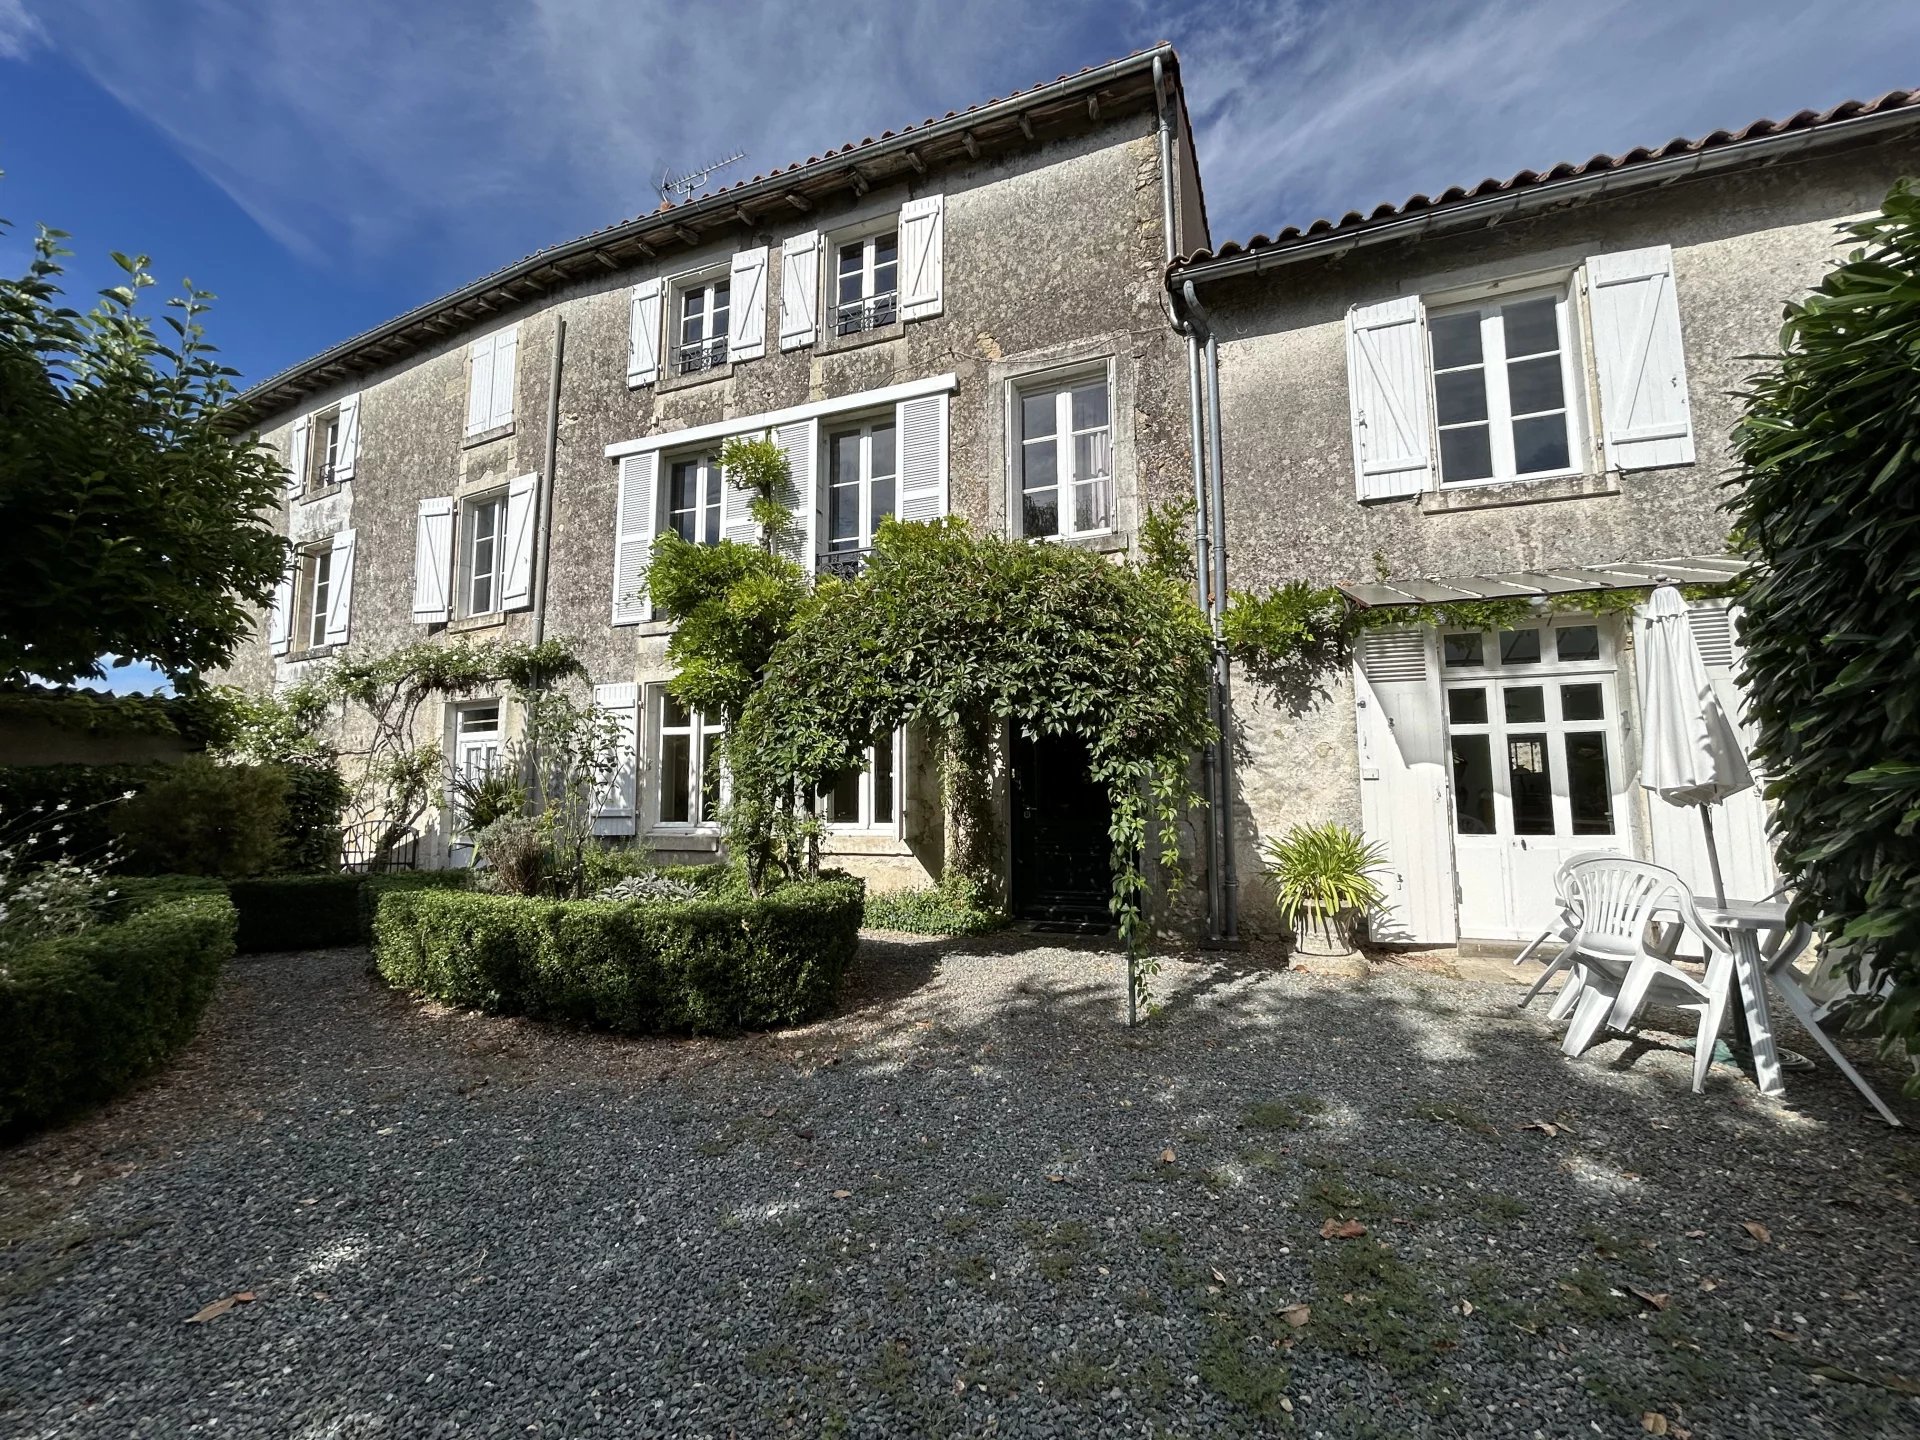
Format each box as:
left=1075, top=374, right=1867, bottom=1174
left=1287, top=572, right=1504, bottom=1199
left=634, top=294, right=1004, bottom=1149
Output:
left=674, top=336, right=730, bottom=375
left=817, top=548, right=871, bottom=582
left=834, top=291, right=899, bottom=337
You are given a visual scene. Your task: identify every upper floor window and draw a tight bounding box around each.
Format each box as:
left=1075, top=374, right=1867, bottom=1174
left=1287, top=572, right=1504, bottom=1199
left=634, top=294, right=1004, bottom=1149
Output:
left=312, top=410, right=343, bottom=490
left=298, top=544, right=333, bottom=651
left=1017, top=374, right=1112, bottom=539
left=835, top=231, right=898, bottom=336
left=1344, top=245, right=1696, bottom=503
left=289, top=394, right=358, bottom=496
left=465, top=325, right=518, bottom=438
left=463, top=492, right=508, bottom=617
left=823, top=418, right=896, bottom=574
left=1429, top=291, right=1578, bottom=486
left=667, top=455, right=724, bottom=545
left=676, top=275, right=730, bottom=376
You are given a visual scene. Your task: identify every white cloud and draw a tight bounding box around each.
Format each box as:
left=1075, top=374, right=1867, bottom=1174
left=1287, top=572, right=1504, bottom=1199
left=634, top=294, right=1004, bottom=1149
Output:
left=0, top=0, right=42, bottom=60
left=21, top=0, right=1920, bottom=273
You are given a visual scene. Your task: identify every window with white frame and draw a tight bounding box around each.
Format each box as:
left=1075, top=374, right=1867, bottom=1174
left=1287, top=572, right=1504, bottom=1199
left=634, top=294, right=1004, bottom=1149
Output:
left=1016, top=373, right=1112, bottom=538
left=307, top=408, right=342, bottom=492
left=675, top=274, right=730, bottom=375
left=462, top=492, right=508, bottom=617
left=834, top=230, right=898, bottom=336
left=1428, top=290, right=1580, bottom=486
left=664, top=454, right=724, bottom=546
left=823, top=417, right=896, bottom=569
left=450, top=702, right=503, bottom=835
left=297, top=544, right=332, bottom=651
left=654, top=689, right=725, bottom=828
left=819, top=731, right=899, bottom=831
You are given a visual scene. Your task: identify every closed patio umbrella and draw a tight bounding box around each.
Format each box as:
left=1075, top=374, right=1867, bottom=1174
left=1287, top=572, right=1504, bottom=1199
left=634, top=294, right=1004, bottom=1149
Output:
left=1639, top=584, right=1754, bottom=904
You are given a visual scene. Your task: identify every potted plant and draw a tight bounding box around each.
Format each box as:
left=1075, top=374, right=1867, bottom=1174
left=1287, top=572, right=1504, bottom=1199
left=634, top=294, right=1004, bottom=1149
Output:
left=1259, top=822, right=1387, bottom=962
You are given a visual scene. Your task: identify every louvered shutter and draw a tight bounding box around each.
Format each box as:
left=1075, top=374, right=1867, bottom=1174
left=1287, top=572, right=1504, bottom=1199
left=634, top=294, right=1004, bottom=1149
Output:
left=465, top=333, right=496, bottom=436
left=488, top=325, right=518, bottom=430
left=1587, top=245, right=1694, bottom=471
left=728, top=247, right=768, bottom=361
left=721, top=447, right=762, bottom=547
left=323, top=528, right=356, bottom=646
left=1352, top=627, right=1457, bottom=943
left=771, top=419, right=816, bottom=567
left=500, top=472, right=537, bottom=611
left=899, top=195, right=945, bottom=321
left=267, top=564, right=294, bottom=656
left=779, top=231, right=820, bottom=349
left=1345, top=297, right=1433, bottom=501
left=590, top=682, right=639, bottom=836
left=334, top=393, right=360, bottom=482
left=286, top=415, right=311, bottom=497
left=412, top=497, right=455, bottom=623
left=628, top=279, right=664, bottom=387
left=896, top=393, right=948, bottom=522
left=611, top=454, right=658, bottom=625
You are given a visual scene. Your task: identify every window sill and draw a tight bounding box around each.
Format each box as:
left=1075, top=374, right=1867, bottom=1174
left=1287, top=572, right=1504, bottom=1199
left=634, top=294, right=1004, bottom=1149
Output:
left=447, top=611, right=508, bottom=634
left=821, top=833, right=913, bottom=857
left=1419, top=471, right=1618, bottom=513
left=817, top=319, right=905, bottom=357
left=462, top=422, right=515, bottom=449
left=646, top=831, right=722, bottom=853
left=1022, top=529, right=1128, bottom=556
left=283, top=643, right=341, bottom=664
left=656, top=361, right=735, bottom=396
left=295, top=480, right=350, bottom=506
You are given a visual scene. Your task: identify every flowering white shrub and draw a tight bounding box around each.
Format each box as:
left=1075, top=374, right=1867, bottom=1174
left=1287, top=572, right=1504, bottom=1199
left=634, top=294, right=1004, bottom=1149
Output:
left=0, top=790, right=134, bottom=961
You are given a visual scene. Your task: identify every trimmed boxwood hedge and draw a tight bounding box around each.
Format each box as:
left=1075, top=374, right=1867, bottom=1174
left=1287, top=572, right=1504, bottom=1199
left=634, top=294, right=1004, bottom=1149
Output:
left=0, top=889, right=236, bottom=1136
left=373, top=873, right=864, bottom=1033
left=113, top=870, right=471, bottom=953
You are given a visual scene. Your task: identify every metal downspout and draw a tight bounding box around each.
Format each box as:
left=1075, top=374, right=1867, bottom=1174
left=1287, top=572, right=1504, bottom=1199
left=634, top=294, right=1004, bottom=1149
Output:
left=1156, top=56, right=1221, bottom=941
left=1183, top=280, right=1240, bottom=941
left=531, top=315, right=566, bottom=647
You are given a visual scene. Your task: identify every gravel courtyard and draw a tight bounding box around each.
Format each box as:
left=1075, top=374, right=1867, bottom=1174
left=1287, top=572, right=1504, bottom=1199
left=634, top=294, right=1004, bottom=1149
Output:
left=2, top=933, right=1917, bottom=1439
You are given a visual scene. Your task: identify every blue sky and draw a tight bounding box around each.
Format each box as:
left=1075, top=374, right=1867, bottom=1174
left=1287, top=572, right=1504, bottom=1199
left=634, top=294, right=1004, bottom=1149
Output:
left=3, top=0, right=1917, bottom=692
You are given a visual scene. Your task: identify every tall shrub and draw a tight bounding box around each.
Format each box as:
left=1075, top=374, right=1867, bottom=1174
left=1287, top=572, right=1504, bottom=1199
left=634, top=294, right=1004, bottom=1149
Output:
left=110, top=756, right=288, bottom=877
left=1728, top=178, right=1920, bottom=1075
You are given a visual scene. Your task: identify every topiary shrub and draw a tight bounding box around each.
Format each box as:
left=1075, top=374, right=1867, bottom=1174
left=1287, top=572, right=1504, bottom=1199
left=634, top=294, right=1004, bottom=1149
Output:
left=277, top=763, right=348, bottom=873
left=226, top=874, right=366, bottom=951
left=373, top=873, right=863, bottom=1033
left=110, top=756, right=288, bottom=877
left=0, top=889, right=236, bottom=1135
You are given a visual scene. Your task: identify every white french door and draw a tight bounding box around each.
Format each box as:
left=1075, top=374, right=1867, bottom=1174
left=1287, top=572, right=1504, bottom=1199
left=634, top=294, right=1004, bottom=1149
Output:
left=1442, top=623, right=1631, bottom=941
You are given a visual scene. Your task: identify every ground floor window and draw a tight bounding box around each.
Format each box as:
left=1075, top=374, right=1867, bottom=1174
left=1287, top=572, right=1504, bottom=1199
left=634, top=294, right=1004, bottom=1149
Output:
left=654, top=688, right=724, bottom=829
left=450, top=702, right=503, bottom=836
left=818, top=730, right=899, bottom=831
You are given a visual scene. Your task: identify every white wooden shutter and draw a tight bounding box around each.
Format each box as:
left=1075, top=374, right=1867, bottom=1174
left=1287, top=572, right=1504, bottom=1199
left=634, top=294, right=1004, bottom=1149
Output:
left=286, top=415, right=311, bottom=497
left=323, top=528, right=356, bottom=646
left=771, top=419, right=816, bottom=567
left=896, top=393, right=948, bottom=522
left=728, top=247, right=768, bottom=362
left=1353, top=627, right=1457, bottom=944
left=465, top=333, right=496, bottom=436
left=412, top=497, right=455, bottom=623
left=590, top=681, right=640, bottom=836
left=628, top=279, right=664, bottom=386
left=611, top=454, right=658, bottom=625
left=267, top=564, right=294, bottom=656
left=899, top=195, right=945, bottom=321
left=487, top=325, right=518, bottom=430
left=500, top=472, right=537, bottom=611
left=1587, top=245, right=1694, bottom=471
left=721, top=447, right=763, bottom=547
left=1345, top=297, right=1433, bottom=501
left=334, top=393, right=360, bottom=482
left=1644, top=600, right=1776, bottom=900
left=779, top=231, right=820, bottom=350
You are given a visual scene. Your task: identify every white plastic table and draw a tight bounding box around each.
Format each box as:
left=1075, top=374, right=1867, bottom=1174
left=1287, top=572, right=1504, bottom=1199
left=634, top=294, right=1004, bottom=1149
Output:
left=1696, top=900, right=1902, bottom=1127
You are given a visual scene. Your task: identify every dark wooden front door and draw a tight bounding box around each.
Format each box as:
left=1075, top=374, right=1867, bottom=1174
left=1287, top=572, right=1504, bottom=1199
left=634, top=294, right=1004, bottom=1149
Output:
left=1010, top=726, right=1112, bottom=925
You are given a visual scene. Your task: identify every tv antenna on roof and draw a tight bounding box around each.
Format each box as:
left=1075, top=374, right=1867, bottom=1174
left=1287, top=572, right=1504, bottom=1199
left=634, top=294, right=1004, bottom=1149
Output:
left=656, top=152, right=746, bottom=206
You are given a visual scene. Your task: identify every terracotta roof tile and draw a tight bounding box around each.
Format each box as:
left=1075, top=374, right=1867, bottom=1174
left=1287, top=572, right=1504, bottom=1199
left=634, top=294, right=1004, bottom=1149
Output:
left=1174, top=88, right=1920, bottom=271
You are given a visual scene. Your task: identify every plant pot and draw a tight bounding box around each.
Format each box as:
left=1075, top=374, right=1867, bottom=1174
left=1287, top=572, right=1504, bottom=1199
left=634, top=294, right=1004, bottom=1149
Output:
left=1289, top=908, right=1365, bottom=962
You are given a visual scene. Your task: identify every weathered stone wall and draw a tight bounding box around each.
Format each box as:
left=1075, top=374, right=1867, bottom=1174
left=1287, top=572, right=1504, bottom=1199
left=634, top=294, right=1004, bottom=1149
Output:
left=1207, top=134, right=1920, bottom=937
left=227, top=99, right=1202, bottom=879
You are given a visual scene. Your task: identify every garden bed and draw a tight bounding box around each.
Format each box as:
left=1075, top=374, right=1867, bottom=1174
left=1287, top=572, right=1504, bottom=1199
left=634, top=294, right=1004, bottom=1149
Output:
left=372, top=872, right=863, bottom=1033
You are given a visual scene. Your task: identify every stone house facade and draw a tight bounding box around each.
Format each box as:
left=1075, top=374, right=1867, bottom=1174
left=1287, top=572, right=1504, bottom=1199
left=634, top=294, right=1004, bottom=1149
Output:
left=1169, top=93, right=1920, bottom=949
left=221, top=48, right=1208, bottom=907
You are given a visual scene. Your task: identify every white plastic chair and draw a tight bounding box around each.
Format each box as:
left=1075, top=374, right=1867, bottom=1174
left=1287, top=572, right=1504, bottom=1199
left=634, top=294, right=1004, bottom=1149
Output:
left=1557, top=858, right=1736, bottom=1093
left=1513, top=850, right=1619, bottom=1013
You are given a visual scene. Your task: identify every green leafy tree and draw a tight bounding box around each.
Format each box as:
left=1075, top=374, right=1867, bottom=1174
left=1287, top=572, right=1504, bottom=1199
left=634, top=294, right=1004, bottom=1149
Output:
left=1728, top=178, right=1920, bottom=1078
left=0, top=208, right=287, bottom=686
